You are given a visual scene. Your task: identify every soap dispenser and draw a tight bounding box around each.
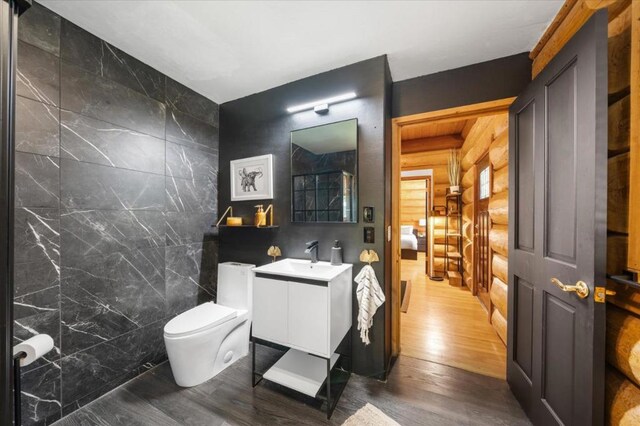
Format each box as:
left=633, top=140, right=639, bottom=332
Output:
left=331, top=240, right=342, bottom=266
left=254, top=205, right=266, bottom=227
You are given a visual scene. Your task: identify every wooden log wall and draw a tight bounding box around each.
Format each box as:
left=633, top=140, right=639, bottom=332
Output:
left=532, top=3, right=640, bottom=422
left=401, top=149, right=453, bottom=274
left=459, top=113, right=509, bottom=344
left=401, top=148, right=451, bottom=209
left=604, top=5, right=640, bottom=425
left=400, top=179, right=427, bottom=233
left=488, top=118, right=509, bottom=346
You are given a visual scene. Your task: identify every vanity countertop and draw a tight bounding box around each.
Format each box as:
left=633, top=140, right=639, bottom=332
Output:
left=253, top=258, right=352, bottom=282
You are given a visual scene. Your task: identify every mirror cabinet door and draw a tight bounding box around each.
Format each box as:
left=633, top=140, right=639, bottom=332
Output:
left=290, top=119, right=358, bottom=223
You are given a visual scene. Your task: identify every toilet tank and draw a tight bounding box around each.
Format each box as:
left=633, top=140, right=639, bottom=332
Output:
left=217, top=262, right=255, bottom=312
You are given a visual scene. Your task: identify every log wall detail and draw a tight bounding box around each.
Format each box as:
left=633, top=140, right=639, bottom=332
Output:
left=458, top=113, right=510, bottom=344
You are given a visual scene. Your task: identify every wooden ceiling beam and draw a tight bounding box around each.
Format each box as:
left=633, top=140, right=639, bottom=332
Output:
left=401, top=135, right=463, bottom=154
left=530, top=0, right=631, bottom=78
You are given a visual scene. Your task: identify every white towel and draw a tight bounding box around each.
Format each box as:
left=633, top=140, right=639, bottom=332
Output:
left=354, top=265, right=385, bottom=345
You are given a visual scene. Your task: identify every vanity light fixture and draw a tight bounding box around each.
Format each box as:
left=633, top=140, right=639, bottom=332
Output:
left=286, top=92, right=357, bottom=114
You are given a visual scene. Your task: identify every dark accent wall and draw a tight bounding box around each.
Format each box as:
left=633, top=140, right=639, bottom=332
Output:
left=220, top=56, right=391, bottom=377
left=14, top=3, right=219, bottom=424
left=392, top=52, right=532, bottom=118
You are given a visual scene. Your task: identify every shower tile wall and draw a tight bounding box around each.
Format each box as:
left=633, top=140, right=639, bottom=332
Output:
left=13, top=3, right=220, bottom=424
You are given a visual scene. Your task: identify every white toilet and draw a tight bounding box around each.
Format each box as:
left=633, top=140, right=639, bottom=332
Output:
left=164, top=262, right=255, bottom=387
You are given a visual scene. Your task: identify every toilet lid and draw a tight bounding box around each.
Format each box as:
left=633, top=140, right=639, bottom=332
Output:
left=164, top=302, right=237, bottom=337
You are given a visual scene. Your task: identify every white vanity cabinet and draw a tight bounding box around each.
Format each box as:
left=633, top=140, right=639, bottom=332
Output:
left=252, top=276, right=289, bottom=345
left=252, top=261, right=352, bottom=358
left=251, top=259, right=354, bottom=415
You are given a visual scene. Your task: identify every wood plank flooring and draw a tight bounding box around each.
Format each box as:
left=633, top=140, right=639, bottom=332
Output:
left=53, top=347, right=529, bottom=426
left=400, top=253, right=507, bottom=379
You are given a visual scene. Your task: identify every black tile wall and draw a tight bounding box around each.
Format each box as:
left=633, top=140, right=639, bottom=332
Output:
left=60, top=21, right=165, bottom=102
left=16, top=96, right=59, bottom=157
left=60, top=110, right=165, bottom=174
left=14, top=3, right=219, bottom=424
left=60, top=62, right=166, bottom=139
left=17, top=40, right=60, bottom=106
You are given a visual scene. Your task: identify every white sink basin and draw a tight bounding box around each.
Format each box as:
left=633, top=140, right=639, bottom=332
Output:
left=253, top=258, right=352, bottom=282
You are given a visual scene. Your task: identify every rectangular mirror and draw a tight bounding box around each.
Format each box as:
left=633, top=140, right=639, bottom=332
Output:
left=291, top=118, right=358, bottom=223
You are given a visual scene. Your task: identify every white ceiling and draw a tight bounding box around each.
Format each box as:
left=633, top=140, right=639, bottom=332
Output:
left=40, top=0, right=562, bottom=104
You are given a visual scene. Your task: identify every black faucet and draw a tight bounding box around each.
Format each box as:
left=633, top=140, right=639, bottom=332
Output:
left=305, top=240, right=319, bottom=263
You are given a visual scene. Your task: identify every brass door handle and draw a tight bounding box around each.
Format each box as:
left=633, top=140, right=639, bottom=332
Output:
left=550, top=278, right=590, bottom=299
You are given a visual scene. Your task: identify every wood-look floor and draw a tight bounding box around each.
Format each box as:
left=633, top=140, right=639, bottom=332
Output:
left=53, top=347, right=529, bottom=426
left=401, top=253, right=507, bottom=380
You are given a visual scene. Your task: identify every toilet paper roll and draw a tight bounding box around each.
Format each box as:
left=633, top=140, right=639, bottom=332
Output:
left=13, top=334, right=54, bottom=367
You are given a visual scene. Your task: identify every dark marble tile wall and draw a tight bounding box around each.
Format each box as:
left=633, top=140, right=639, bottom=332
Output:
left=14, top=3, right=219, bottom=425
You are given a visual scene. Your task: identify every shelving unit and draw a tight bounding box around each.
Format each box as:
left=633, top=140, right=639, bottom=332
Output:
left=214, top=205, right=277, bottom=228
left=427, top=205, right=446, bottom=280
left=445, top=192, right=463, bottom=286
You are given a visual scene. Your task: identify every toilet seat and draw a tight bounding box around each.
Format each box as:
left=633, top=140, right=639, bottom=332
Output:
left=164, top=302, right=237, bottom=338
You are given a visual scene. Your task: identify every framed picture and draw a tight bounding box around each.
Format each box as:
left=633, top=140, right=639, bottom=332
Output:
left=230, top=154, right=274, bottom=201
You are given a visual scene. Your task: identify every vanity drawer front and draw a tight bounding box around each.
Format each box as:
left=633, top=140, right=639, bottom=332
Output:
left=288, top=282, right=328, bottom=356
left=252, top=276, right=288, bottom=345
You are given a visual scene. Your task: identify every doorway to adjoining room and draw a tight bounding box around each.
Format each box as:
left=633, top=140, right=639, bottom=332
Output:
left=392, top=100, right=512, bottom=380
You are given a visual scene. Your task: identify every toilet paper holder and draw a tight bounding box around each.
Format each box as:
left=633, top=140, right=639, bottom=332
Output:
left=12, top=334, right=54, bottom=425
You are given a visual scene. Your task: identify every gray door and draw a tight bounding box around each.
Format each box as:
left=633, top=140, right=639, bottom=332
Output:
left=507, top=11, right=607, bottom=426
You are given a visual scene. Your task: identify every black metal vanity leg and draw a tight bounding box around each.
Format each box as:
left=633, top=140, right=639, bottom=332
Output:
left=326, top=358, right=331, bottom=419
left=251, top=338, right=256, bottom=387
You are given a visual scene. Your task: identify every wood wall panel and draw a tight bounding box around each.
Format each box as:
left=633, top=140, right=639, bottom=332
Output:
left=432, top=229, right=458, bottom=245
left=609, top=25, right=631, bottom=96
left=463, top=240, right=473, bottom=260
left=401, top=179, right=427, bottom=231
left=608, top=234, right=629, bottom=279
left=461, top=116, right=493, bottom=157
left=434, top=183, right=448, bottom=197
left=489, top=224, right=508, bottom=257
left=490, top=277, right=508, bottom=318
left=433, top=244, right=447, bottom=257
left=462, top=168, right=474, bottom=189
left=489, top=130, right=509, bottom=170
left=491, top=308, right=508, bottom=345
left=607, top=305, right=640, bottom=387
left=493, top=166, right=509, bottom=194
left=401, top=135, right=463, bottom=154
left=463, top=221, right=473, bottom=240
left=489, top=190, right=509, bottom=225
left=606, top=367, right=640, bottom=426
left=462, top=203, right=473, bottom=222
left=461, top=115, right=507, bottom=170
left=610, top=95, right=630, bottom=155
left=492, top=254, right=508, bottom=284
left=463, top=258, right=473, bottom=275
left=462, top=187, right=474, bottom=205
left=464, top=272, right=473, bottom=291
left=401, top=150, right=451, bottom=168
left=609, top=280, right=640, bottom=318
left=608, top=153, right=630, bottom=233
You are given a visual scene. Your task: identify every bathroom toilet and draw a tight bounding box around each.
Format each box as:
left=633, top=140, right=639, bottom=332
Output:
left=164, top=262, right=255, bottom=387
